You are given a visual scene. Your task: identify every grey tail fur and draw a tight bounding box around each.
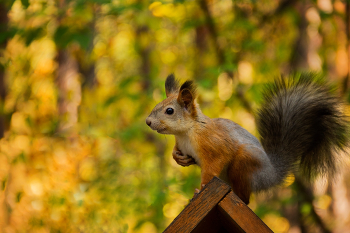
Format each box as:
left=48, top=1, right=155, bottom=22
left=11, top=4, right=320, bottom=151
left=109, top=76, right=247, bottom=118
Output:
left=256, top=73, right=349, bottom=182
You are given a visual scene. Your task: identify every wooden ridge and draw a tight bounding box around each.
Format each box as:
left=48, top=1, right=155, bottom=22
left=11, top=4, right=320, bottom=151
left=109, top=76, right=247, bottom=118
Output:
left=163, top=177, right=273, bottom=233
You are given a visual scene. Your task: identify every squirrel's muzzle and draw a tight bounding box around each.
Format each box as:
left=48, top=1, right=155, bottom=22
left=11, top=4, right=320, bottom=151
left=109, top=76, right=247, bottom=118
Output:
left=146, top=118, right=152, bottom=127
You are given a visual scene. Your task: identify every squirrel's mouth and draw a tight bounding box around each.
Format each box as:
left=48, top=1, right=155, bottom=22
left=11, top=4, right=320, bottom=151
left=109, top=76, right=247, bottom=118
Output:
left=156, top=128, right=167, bottom=133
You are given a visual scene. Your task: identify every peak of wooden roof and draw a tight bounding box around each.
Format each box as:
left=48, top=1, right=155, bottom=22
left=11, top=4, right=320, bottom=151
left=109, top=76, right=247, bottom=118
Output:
left=163, top=177, right=273, bottom=233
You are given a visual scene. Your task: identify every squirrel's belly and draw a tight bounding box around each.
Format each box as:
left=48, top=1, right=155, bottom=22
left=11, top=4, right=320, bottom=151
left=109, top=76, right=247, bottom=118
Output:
left=175, top=135, right=201, bottom=166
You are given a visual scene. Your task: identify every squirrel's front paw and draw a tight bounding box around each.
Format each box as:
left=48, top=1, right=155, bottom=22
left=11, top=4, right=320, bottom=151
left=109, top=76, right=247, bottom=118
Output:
left=172, top=150, right=196, bottom=167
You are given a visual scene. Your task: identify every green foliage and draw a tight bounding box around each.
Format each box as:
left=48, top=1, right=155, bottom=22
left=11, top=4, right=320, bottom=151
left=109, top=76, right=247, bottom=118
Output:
left=0, top=27, right=17, bottom=44
left=20, top=0, right=29, bottom=9
left=54, top=26, right=93, bottom=50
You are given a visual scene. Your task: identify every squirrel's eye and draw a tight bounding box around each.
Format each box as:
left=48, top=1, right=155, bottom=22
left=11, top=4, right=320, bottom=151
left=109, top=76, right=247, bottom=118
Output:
left=166, top=108, right=174, bottom=115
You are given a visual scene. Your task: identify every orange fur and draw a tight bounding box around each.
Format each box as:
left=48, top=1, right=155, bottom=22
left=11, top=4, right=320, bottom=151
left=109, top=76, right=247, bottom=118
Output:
left=227, top=146, right=261, bottom=204
left=176, top=85, right=261, bottom=204
left=147, top=76, right=262, bottom=204
left=192, top=120, right=261, bottom=204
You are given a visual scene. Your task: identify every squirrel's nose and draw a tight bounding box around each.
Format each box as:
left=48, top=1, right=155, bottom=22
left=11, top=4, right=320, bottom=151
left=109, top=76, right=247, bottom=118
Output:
left=146, top=119, right=152, bottom=126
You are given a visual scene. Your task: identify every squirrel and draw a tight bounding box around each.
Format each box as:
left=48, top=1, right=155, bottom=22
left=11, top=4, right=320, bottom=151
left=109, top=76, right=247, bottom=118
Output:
left=145, top=73, right=349, bottom=204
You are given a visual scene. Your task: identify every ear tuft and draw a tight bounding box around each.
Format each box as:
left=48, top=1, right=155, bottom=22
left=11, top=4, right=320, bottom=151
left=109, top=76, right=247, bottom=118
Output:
left=179, top=80, right=197, bottom=98
left=165, top=74, right=180, bottom=97
left=177, top=80, right=197, bottom=111
left=179, top=89, right=193, bottom=107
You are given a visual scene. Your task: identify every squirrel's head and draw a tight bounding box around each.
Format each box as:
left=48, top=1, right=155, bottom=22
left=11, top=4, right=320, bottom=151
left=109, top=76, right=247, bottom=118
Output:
left=146, top=74, right=198, bottom=135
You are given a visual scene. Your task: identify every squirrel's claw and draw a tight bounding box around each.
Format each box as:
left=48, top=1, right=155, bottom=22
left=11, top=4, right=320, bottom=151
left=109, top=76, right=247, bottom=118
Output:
left=191, top=185, right=206, bottom=200
left=194, top=185, right=205, bottom=195
left=172, top=150, right=196, bottom=167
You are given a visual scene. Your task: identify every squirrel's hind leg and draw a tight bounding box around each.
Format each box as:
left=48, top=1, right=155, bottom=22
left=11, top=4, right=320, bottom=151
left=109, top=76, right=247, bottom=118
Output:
left=197, top=163, right=223, bottom=194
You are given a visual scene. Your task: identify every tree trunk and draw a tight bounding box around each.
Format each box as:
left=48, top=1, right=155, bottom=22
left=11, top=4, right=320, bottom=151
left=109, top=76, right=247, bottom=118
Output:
left=0, top=2, right=9, bottom=138
left=55, top=50, right=81, bottom=132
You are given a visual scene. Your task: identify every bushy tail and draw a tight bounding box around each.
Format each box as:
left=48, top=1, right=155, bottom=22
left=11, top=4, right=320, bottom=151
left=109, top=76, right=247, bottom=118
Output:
left=256, top=73, right=349, bottom=181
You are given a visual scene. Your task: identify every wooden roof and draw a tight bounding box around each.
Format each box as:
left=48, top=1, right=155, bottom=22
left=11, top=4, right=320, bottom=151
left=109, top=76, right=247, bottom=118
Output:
left=163, top=177, right=273, bottom=233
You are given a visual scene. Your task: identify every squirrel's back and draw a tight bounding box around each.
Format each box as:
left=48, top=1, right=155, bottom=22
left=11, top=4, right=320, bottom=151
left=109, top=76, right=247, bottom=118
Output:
left=213, top=118, right=279, bottom=191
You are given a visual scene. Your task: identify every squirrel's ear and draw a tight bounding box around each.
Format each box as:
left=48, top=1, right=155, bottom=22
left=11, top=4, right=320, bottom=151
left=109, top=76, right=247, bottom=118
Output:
left=165, top=74, right=179, bottom=97
left=178, top=89, right=194, bottom=108
left=178, top=80, right=197, bottom=110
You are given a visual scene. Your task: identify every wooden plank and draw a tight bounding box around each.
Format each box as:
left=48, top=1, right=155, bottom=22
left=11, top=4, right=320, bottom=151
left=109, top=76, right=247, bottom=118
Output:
left=218, top=191, right=273, bottom=233
left=163, top=177, right=231, bottom=233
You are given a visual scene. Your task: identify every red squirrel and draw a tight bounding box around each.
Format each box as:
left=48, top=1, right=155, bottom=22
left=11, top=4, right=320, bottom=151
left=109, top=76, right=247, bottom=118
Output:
left=146, top=74, right=349, bottom=204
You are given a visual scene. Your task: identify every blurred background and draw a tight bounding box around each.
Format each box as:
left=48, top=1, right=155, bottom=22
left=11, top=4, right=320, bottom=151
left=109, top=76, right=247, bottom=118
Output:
left=0, top=0, right=350, bottom=232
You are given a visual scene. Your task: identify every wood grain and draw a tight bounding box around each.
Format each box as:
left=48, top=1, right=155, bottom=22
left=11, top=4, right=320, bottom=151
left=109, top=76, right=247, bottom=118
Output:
left=163, top=177, right=273, bottom=233
left=163, top=177, right=231, bottom=233
left=218, top=191, right=273, bottom=233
